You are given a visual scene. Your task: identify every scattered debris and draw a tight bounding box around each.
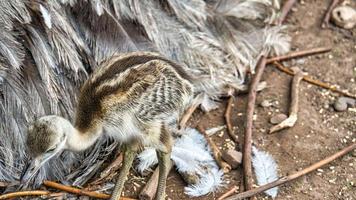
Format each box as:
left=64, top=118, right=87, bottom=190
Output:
left=225, top=143, right=356, bottom=200
left=42, top=181, right=119, bottom=199
left=221, top=150, right=242, bottom=169
left=225, top=95, right=239, bottom=143
left=274, top=0, right=297, bottom=25
left=270, top=67, right=304, bottom=134
left=331, top=5, right=356, bottom=29
left=266, top=47, right=331, bottom=64
left=260, top=100, right=273, bottom=108
left=217, top=186, right=238, bottom=200
left=322, top=0, right=341, bottom=28
left=333, top=97, right=356, bottom=111
left=0, top=190, right=50, bottom=200
left=273, top=62, right=356, bottom=99
left=206, top=126, right=226, bottom=136
left=197, top=125, right=231, bottom=173
left=270, top=113, right=288, bottom=124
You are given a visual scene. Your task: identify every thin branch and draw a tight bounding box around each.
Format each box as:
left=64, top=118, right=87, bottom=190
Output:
left=225, top=143, right=356, bottom=200
left=266, top=47, right=331, bottom=63
left=179, top=93, right=203, bottom=129
left=269, top=67, right=304, bottom=133
left=322, top=0, right=341, bottom=28
left=218, top=186, right=239, bottom=200
left=46, top=192, right=66, bottom=198
left=43, top=181, right=135, bottom=200
left=197, top=125, right=231, bottom=173
left=275, top=0, right=297, bottom=25
left=44, top=181, right=110, bottom=199
left=225, top=95, right=239, bottom=143
left=243, top=56, right=267, bottom=193
left=273, top=62, right=356, bottom=99
left=0, top=190, right=50, bottom=199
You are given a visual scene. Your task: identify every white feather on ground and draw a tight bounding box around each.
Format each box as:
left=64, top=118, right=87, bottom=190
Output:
left=137, top=128, right=224, bottom=197
left=252, top=146, right=279, bottom=198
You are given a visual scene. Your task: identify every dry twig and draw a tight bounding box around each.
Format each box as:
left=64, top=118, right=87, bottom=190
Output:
left=243, top=56, right=267, bottom=193
left=139, top=164, right=173, bottom=200
left=266, top=47, right=331, bottom=63
left=225, top=143, right=356, bottom=200
left=322, top=0, right=341, bottom=28
left=179, top=93, right=204, bottom=129
left=275, top=0, right=297, bottom=25
left=218, top=185, right=239, bottom=200
left=43, top=181, right=135, bottom=200
left=179, top=104, right=199, bottom=129
left=225, top=95, right=239, bottom=143
left=44, top=181, right=110, bottom=199
left=273, top=62, right=356, bottom=99
left=197, top=125, right=231, bottom=173
left=270, top=67, right=304, bottom=133
left=0, top=190, right=50, bottom=199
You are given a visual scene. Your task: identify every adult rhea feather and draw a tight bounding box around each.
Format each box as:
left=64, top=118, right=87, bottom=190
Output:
left=0, top=0, right=290, bottom=197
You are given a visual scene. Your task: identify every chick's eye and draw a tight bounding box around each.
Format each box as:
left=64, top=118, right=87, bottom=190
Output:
left=46, top=147, right=56, bottom=153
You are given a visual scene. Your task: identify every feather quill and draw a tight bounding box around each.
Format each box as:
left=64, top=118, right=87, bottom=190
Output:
left=39, top=5, right=52, bottom=29
left=252, top=146, right=279, bottom=198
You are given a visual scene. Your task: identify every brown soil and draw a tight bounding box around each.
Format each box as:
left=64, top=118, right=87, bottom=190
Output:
left=121, top=1, right=356, bottom=200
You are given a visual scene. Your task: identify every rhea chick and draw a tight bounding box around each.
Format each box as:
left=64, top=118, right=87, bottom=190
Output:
left=21, top=52, right=193, bottom=200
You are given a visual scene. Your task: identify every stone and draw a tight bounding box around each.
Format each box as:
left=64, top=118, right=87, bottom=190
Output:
left=332, top=5, right=356, bottom=29
left=333, top=97, right=356, bottom=112
left=270, top=113, right=288, bottom=124
left=222, top=149, right=242, bottom=169
left=260, top=100, right=272, bottom=108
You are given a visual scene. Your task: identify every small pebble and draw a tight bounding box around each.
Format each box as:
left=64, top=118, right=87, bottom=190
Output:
left=270, top=113, right=288, bottom=124
left=296, top=58, right=305, bottom=65
left=260, top=100, right=272, bottom=108
left=333, top=97, right=356, bottom=111
left=323, top=102, right=330, bottom=109
left=222, top=149, right=242, bottom=169
left=332, top=5, right=356, bottom=29
left=352, top=150, right=356, bottom=157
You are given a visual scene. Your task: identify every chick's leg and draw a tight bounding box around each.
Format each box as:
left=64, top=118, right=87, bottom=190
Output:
left=110, top=143, right=138, bottom=200
left=155, top=125, right=173, bottom=200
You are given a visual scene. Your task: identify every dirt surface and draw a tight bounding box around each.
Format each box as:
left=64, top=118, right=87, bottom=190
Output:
left=119, top=1, right=356, bottom=200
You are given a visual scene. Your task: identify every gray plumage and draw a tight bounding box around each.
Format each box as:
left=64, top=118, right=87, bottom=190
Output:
left=0, top=0, right=290, bottom=190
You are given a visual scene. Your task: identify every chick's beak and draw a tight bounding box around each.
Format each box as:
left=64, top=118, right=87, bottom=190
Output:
left=20, top=153, right=55, bottom=183
left=20, top=157, right=41, bottom=183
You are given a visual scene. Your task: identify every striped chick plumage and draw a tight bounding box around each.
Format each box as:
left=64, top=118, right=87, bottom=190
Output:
left=76, top=52, right=193, bottom=148
left=23, top=52, right=193, bottom=200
